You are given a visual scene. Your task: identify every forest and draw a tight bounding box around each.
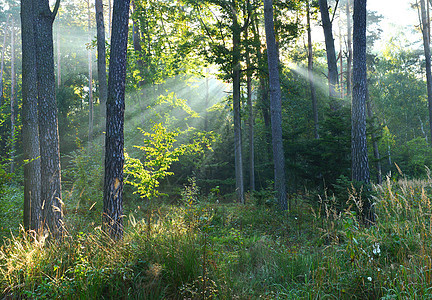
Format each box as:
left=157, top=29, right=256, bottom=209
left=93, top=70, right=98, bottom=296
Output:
left=1, top=0, right=432, bottom=298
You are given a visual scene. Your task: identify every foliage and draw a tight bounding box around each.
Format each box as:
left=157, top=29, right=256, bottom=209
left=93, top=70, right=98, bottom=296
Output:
left=124, top=123, right=215, bottom=200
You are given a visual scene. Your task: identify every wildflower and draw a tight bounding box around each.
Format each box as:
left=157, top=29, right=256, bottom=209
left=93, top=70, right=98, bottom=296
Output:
left=372, top=242, right=381, bottom=255
left=367, top=277, right=372, bottom=282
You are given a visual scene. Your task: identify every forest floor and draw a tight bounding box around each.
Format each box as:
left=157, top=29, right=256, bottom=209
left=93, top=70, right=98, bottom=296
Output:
left=1, top=177, right=432, bottom=299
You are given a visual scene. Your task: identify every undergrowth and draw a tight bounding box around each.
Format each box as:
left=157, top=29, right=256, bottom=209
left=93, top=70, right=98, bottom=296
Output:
left=3, top=175, right=432, bottom=298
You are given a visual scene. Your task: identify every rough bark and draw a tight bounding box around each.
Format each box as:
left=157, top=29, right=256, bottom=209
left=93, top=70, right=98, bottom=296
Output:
left=21, top=0, right=42, bottom=232
left=10, top=18, right=16, bottom=173
left=318, top=0, right=339, bottom=98
left=352, top=0, right=372, bottom=223
left=264, top=0, right=288, bottom=211
left=420, top=0, right=432, bottom=144
left=35, top=0, right=63, bottom=237
left=346, top=0, right=352, bottom=97
left=95, top=0, right=107, bottom=119
left=232, top=22, right=244, bottom=204
left=103, top=0, right=130, bottom=240
left=307, top=1, right=319, bottom=139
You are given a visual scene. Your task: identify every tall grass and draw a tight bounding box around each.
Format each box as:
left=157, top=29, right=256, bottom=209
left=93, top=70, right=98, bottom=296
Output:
left=3, top=176, right=432, bottom=298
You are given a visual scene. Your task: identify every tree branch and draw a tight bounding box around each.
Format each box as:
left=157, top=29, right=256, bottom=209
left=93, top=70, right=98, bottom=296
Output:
left=52, top=0, right=61, bottom=19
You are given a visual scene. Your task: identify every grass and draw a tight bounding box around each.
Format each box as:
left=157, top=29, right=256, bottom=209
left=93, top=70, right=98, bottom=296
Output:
left=3, top=176, right=432, bottom=298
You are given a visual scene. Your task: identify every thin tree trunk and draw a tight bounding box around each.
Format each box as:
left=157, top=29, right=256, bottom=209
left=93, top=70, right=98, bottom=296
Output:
left=95, top=0, right=107, bottom=121
left=352, top=0, right=372, bottom=223
left=108, top=0, right=112, bottom=38
left=346, top=0, right=352, bottom=97
left=21, top=0, right=42, bottom=232
left=88, top=0, right=94, bottom=143
left=420, top=0, right=432, bottom=144
left=264, top=0, right=288, bottom=211
left=319, top=0, right=339, bottom=98
left=307, top=0, right=319, bottom=139
left=246, top=29, right=255, bottom=191
left=0, top=17, right=8, bottom=105
left=339, top=18, right=343, bottom=98
left=35, top=0, right=63, bottom=237
left=56, top=21, right=61, bottom=87
left=10, top=18, right=16, bottom=173
left=366, top=96, right=382, bottom=184
left=204, top=68, right=209, bottom=132
left=232, top=22, right=244, bottom=204
left=103, top=0, right=130, bottom=240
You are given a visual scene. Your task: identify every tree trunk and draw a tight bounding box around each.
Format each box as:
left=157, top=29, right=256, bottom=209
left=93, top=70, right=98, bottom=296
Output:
left=103, top=0, right=130, bottom=240
left=420, top=0, right=432, bottom=144
left=10, top=18, right=16, bottom=173
left=56, top=21, right=61, bottom=87
left=88, top=0, right=94, bottom=143
left=352, top=0, right=372, bottom=223
left=346, top=0, right=352, bottom=97
left=35, top=0, right=63, bottom=237
left=264, top=0, right=288, bottom=211
left=95, top=0, right=108, bottom=122
left=366, top=95, right=382, bottom=184
left=318, top=0, right=339, bottom=98
left=232, top=22, right=244, bottom=204
left=21, top=0, right=42, bottom=232
left=307, top=0, right=319, bottom=139
left=204, top=68, right=209, bottom=132
left=246, top=33, right=255, bottom=192
left=0, top=17, right=7, bottom=105
left=108, top=0, right=112, bottom=38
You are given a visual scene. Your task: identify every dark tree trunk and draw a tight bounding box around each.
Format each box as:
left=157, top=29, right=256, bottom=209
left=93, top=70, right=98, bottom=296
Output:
left=420, top=0, right=432, bottom=144
left=318, top=0, right=339, bottom=98
left=264, top=0, right=288, bottom=211
left=352, top=0, right=372, bottom=223
left=88, top=0, right=94, bottom=143
left=246, top=33, right=255, bottom=192
left=307, top=1, right=319, bottom=139
left=21, top=0, right=42, bottom=232
left=346, top=0, right=352, bottom=97
left=35, top=0, right=63, bottom=237
left=103, top=0, right=130, bottom=240
left=232, top=22, right=244, bottom=204
left=10, top=18, right=16, bottom=173
left=95, top=0, right=107, bottom=122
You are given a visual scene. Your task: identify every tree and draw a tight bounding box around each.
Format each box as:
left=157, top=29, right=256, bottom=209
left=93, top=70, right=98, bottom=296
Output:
left=21, top=0, right=41, bottom=232
left=87, top=0, right=94, bottom=143
left=419, top=0, right=432, bottom=143
left=352, top=0, right=372, bottom=223
left=35, top=0, right=63, bottom=236
left=263, top=0, right=288, bottom=210
left=103, top=0, right=130, bottom=240
left=0, top=16, right=7, bottom=104
left=95, top=0, right=107, bottom=121
left=307, top=0, right=319, bottom=139
left=10, top=17, right=16, bottom=173
left=318, top=0, right=339, bottom=98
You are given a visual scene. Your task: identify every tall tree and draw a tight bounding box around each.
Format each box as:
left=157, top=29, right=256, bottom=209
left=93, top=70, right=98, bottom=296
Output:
left=264, top=0, right=288, bottom=210
left=420, top=0, right=432, bottom=143
left=35, top=0, right=63, bottom=237
left=346, top=0, right=352, bottom=97
left=10, top=17, right=16, bottom=173
left=21, top=0, right=42, bottom=231
left=95, top=0, right=107, bottom=120
left=318, top=0, right=339, bottom=98
left=0, top=17, right=8, bottom=105
left=307, top=0, right=319, bottom=139
left=87, top=0, right=94, bottom=143
left=352, top=0, right=372, bottom=223
left=103, top=0, right=130, bottom=240
left=245, top=28, right=255, bottom=191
